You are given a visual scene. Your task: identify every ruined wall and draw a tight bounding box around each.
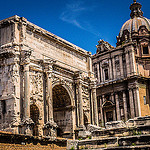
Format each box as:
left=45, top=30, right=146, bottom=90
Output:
left=0, top=16, right=96, bottom=137
left=0, top=56, right=20, bottom=131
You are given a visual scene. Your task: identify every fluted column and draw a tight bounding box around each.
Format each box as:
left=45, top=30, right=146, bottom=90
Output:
left=46, top=65, right=53, bottom=121
left=21, top=50, right=32, bottom=121
left=133, top=87, right=141, bottom=117
left=99, top=96, right=104, bottom=126
left=129, top=89, right=135, bottom=118
left=24, top=63, right=30, bottom=119
left=21, top=49, right=33, bottom=136
left=92, top=86, right=99, bottom=126
left=123, top=91, right=128, bottom=121
left=115, top=93, right=121, bottom=120
left=119, top=54, right=124, bottom=78
left=77, top=80, right=84, bottom=127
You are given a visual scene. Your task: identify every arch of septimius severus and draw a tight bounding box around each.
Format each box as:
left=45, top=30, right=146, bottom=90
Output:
left=0, top=15, right=98, bottom=138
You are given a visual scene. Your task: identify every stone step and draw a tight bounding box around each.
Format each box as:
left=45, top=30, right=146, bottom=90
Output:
left=99, top=145, right=150, bottom=150
left=67, top=134, right=150, bottom=150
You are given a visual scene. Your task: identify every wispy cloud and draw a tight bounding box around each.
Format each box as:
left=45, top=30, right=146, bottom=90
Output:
left=60, top=0, right=86, bottom=29
left=60, top=0, right=101, bottom=37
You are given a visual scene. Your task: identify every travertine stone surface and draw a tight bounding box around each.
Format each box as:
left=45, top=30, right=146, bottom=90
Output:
left=0, top=15, right=97, bottom=138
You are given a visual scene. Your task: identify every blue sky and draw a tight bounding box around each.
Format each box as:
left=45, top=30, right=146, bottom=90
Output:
left=0, top=0, right=149, bottom=54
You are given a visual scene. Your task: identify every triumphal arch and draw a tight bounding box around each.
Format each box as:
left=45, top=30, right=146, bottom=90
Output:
left=0, top=15, right=98, bottom=138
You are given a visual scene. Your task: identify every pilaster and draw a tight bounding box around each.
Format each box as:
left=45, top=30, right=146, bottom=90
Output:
left=125, top=52, right=131, bottom=76
left=112, top=57, right=116, bottom=79
left=109, top=58, right=113, bottom=80
left=129, top=48, right=136, bottom=75
left=97, top=63, right=100, bottom=83
left=115, top=93, right=121, bottom=121
left=119, top=54, right=124, bottom=78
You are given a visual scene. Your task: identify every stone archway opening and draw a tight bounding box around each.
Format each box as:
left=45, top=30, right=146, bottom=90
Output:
left=30, top=104, right=39, bottom=136
left=52, top=85, right=73, bottom=138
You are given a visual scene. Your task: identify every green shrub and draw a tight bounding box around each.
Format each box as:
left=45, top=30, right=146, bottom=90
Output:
left=132, top=143, right=136, bottom=146
left=78, top=138, right=82, bottom=141
left=70, top=146, right=74, bottom=150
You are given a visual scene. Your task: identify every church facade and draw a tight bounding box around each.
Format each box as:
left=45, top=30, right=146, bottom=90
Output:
left=0, top=15, right=99, bottom=138
left=92, top=0, right=150, bottom=126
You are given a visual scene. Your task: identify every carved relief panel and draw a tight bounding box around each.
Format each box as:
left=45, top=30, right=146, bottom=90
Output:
left=30, top=70, right=43, bottom=101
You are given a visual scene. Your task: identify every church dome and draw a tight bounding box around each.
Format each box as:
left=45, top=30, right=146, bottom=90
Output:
left=119, top=17, right=150, bottom=37
left=119, top=0, right=150, bottom=38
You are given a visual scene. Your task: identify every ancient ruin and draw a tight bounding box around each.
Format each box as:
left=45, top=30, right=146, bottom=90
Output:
left=0, top=15, right=99, bottom=138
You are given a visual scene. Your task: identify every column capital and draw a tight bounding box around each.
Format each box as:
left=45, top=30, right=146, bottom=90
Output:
left=20, top=48, right=32, bottom=65
left=43, top=59, right=56, bottom=78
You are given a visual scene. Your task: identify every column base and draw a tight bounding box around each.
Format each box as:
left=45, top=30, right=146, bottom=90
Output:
left=43, top=120, right=58, bottom=139
left=75, top=125, right=91, bottom=139
left=21, top=118, right=34, bottom=136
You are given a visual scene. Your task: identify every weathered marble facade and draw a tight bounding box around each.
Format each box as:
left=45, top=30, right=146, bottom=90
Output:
left=92, top=0, right=150, bottom=126
left=0, top=15, right=98, bottom=138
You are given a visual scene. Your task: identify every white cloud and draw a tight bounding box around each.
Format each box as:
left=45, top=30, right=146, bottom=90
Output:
left=60, top=0, right=101, bottom=37
left=60, top=0, right=86, bottom=29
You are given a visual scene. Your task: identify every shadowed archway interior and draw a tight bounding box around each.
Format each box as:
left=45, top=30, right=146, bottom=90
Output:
left=30, top=104, right=39, bottom=136
left=52, top=85, right=73, bottom=138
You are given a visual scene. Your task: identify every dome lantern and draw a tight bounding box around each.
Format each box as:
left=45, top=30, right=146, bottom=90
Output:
left=130, top=0, right=143, bottom=19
